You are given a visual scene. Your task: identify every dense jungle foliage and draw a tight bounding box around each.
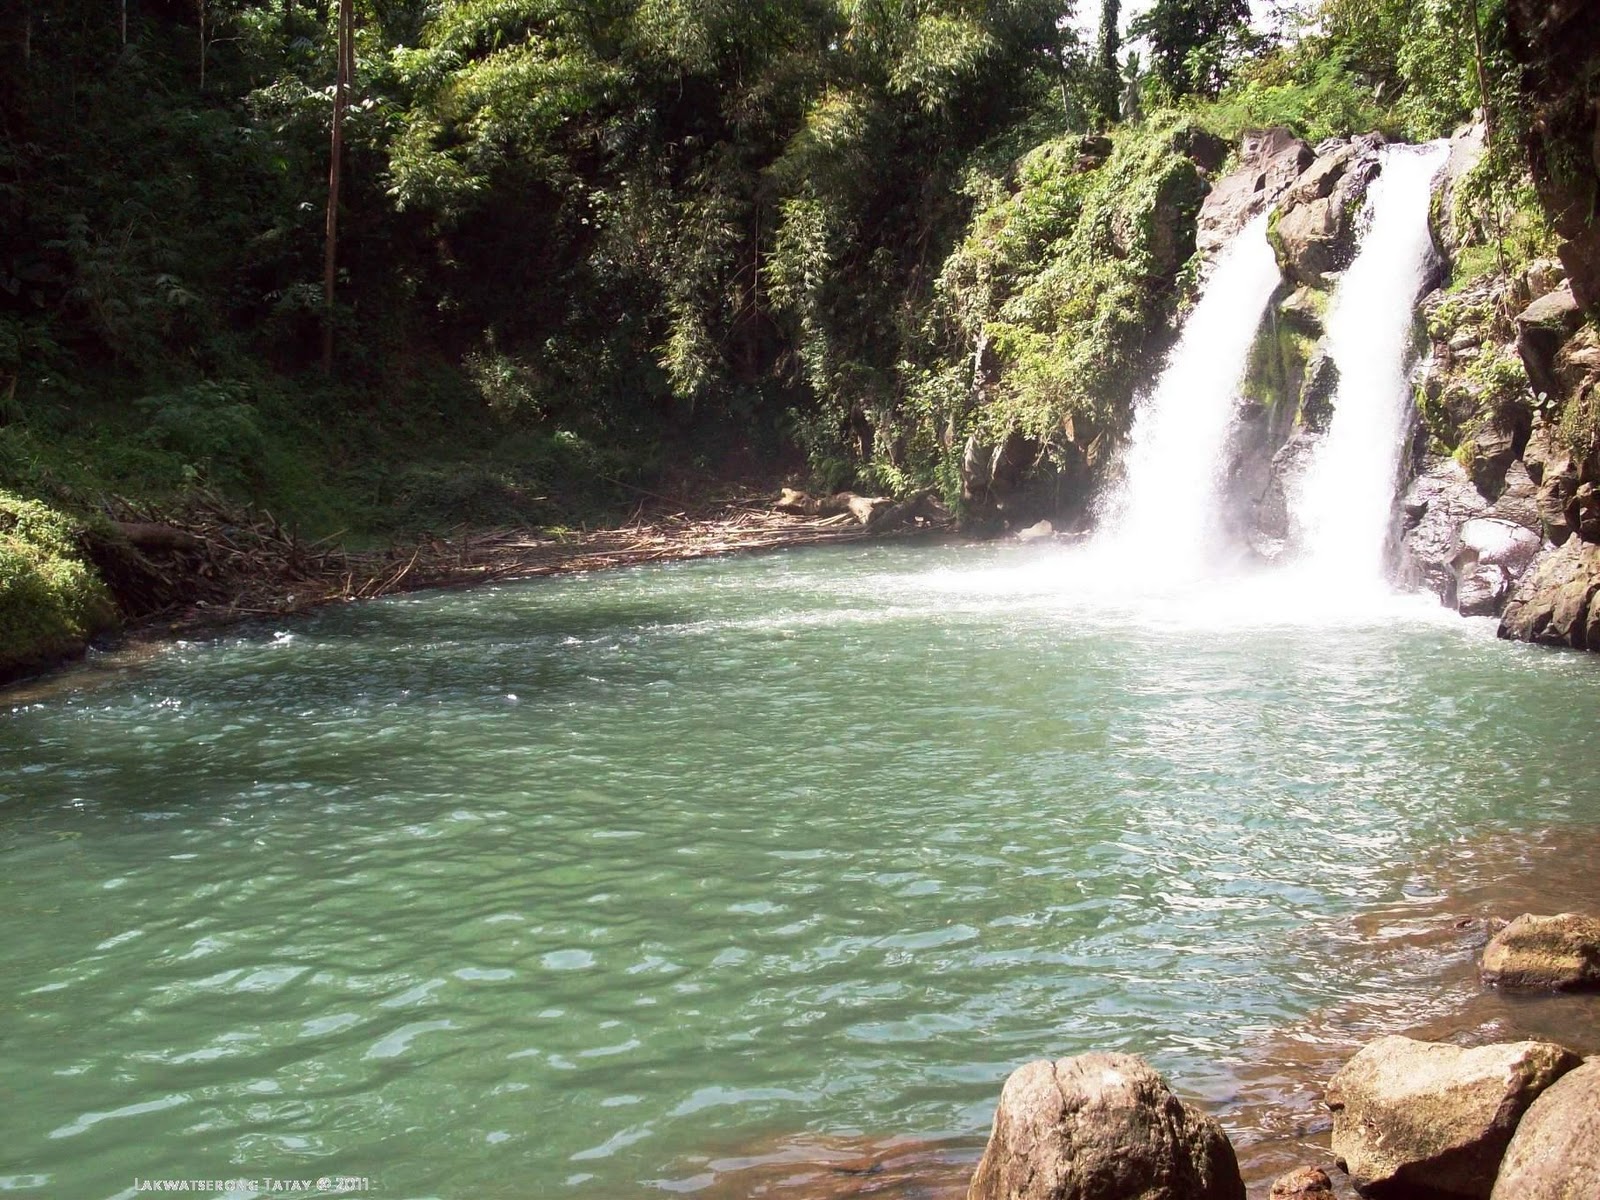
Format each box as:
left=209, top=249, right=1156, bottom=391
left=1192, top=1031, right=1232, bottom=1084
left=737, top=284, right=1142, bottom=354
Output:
left=0, top=0, right=1562, bottom=671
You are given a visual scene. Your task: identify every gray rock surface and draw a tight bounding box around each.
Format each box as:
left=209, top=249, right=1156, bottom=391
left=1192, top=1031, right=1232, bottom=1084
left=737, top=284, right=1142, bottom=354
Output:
left=1270, top=137, right=1383, bottom=287
left=1249, top=430, right=1320, bottom=555
left=967, top=1053, right=1245, bottom=1200
left=1452, top=518, right=1544, bottom=617
left=1400, top=458, right=1494, bottom=605
left=1490, top=1059, right=1600, bottom=1200
left=1481, top=912, right=1600, bottom=990
left=1516, top=284, right=1584, bottom=399
left=1326, top=1035, right=1580, bottom=1199
left=1197, top=128, right=1312, bottom=255
left=1498, top=537, right=1600, bottom=648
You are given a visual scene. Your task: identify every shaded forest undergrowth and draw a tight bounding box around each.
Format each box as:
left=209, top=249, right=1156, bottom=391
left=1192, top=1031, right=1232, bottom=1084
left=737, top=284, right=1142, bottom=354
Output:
left=2, top=0, right=1584, bottom=678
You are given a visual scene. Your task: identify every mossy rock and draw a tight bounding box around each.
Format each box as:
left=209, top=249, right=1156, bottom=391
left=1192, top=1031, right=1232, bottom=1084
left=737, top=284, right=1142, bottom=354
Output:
left=0, top=491, right=119, bottom=681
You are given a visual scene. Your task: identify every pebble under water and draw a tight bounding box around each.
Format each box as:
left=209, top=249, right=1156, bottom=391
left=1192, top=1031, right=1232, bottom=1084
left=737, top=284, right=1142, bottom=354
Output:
left=4, top=542, right=1600, bottom=1199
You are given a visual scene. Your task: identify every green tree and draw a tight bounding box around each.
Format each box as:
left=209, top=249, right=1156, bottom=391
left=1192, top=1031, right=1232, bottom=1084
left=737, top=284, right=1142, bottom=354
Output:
left=1131, top=0, right=1250, bottom=98
left=1092, top=0, right=1121, bottom=127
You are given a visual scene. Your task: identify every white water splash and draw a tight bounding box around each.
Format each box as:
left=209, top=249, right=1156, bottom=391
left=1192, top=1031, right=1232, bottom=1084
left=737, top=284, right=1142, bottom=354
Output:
left=1094, top=213, right=1282, bottom=578
left=1292, top=142, right=1449, bottom=590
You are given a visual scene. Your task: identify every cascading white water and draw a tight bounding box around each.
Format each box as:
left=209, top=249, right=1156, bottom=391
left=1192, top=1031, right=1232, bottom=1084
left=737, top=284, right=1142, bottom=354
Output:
left=1094, top=213, right=1282, bottom=577
left=1292, top=142, right=1450, bottom=586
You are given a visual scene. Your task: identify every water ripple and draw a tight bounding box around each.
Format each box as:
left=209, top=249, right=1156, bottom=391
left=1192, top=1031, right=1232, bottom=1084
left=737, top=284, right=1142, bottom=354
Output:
left=2, top=543, right=1598, bottom=1198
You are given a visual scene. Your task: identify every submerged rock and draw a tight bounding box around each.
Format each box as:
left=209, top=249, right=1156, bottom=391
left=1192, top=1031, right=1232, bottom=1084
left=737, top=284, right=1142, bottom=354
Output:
left=1326, top=1035, right=1580, bottom=1199
left=967, top=1053, right=1244, bottom=1200
left=1269, top=1166, right=1336, bottom=1200
left=1481, top=912, right=1600, bottom=990
left=1490, top=1059, right=1600, bottom=1199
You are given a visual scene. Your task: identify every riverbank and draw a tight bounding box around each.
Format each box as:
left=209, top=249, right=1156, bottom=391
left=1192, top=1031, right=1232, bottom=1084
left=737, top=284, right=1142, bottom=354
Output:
left=2, top=486, right=954, bottom=690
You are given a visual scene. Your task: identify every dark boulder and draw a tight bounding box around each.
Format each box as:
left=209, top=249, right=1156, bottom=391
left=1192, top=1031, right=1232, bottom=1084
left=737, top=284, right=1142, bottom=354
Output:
left=1515, top=285, right=1585, bottom=401
left=1498, top=537, right=1600, bottom=649
left=1505, top=0, right=1600, bottom=313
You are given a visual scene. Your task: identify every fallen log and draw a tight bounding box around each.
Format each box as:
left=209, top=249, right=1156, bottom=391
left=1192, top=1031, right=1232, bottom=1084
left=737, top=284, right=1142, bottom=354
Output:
left=112, top=522, right=203, bottom=553
left=774, top=488, right=894, bottom=525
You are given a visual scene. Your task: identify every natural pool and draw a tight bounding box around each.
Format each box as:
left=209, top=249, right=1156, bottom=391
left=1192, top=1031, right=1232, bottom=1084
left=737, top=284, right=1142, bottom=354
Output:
left=4, top=543, right=1599, bottom=1199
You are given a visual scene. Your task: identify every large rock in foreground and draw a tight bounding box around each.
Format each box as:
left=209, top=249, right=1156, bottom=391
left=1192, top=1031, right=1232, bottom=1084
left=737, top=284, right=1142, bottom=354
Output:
left=1491, top=1059, right=1600, bottom=1199
left=1481, top=912, right=1600, bottom=990
left=1327, top=1036, right=1580, bottom=1199
left=967, top=1053, right=1244, bottom=1200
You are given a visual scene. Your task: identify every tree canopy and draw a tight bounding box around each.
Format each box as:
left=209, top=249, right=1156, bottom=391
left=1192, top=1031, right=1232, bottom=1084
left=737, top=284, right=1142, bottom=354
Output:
left=0, top=0, right=1551, bottom=534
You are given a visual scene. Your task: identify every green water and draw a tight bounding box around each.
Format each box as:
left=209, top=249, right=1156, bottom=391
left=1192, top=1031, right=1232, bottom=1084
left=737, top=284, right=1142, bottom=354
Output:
left=4, top=543, right=1599, bottom=1199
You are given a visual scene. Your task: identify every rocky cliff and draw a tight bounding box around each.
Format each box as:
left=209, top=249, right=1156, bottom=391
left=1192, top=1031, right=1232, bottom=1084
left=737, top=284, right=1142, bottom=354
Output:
left=1188, top=93, right=1599, bottom=651
left=1385, top=6, right=1600, bottom=650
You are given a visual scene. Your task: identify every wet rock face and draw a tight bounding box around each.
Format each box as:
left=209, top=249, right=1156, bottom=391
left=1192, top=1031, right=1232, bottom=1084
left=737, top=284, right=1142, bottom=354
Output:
left=1326, top=1036, right=1581, bottom=1200
left=1481, top=912, right=1600, bottom=991
left=967, top=1053, right=1245, bottom=1200
left=1498, top=537, right=1600, bottom=648
left=1270, top=136, right=1384, bottom=288
left=1490, top=1059, right=1600, bottom=1200
left=1515, top=284, right=1585, bottom=400
left=1452, top=518, right=1544, bottom=617
left=1399, top=459, right=1543, bottom=617
left=1400, top=458, right=1493, bottom=604
left=1197, top=127, right=1313, bottom=255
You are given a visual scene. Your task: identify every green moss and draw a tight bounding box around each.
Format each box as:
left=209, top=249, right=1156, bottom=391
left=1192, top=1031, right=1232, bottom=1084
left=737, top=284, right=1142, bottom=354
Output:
left=1416, top=381, right=1458, bottom=454
left=0, top=491, right=118, bottom=679
left=1241, top=314, right=1315, bottom=411
left=1447, top=244, right=1503, bottom=292
left=942, top=116, right=1212, bottom=448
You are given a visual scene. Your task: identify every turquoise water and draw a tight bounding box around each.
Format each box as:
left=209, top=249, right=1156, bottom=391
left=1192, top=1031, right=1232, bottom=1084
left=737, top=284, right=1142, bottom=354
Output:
left=3, top=543, right=1599, bottom=1199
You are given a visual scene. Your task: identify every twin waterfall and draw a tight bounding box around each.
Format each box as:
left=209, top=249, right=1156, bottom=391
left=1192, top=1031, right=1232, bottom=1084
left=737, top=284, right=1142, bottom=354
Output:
left=1096, top=143, right=1449, bottom=591
left=1095, top=212, right=1282, bottom=572
left=1294, top=144, right=1451, bottom=582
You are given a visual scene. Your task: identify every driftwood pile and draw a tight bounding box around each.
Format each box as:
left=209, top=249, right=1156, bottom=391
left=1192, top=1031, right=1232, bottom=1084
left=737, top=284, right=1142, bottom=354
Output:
left=88, top=486, right=951, bottom=633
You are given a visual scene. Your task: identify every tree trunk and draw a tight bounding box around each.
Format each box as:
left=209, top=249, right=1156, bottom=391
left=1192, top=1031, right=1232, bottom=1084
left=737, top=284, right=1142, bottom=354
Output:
left=1466, top=0, right=1495, bottom=145
left=322, top=0, right=352, bottom=375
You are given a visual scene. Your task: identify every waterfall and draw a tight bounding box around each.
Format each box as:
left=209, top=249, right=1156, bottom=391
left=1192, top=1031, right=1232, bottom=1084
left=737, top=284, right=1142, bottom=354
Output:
left=1291, top=142, right=1449, bottom=585
left=1095, top=213, right=1281, bottom=576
